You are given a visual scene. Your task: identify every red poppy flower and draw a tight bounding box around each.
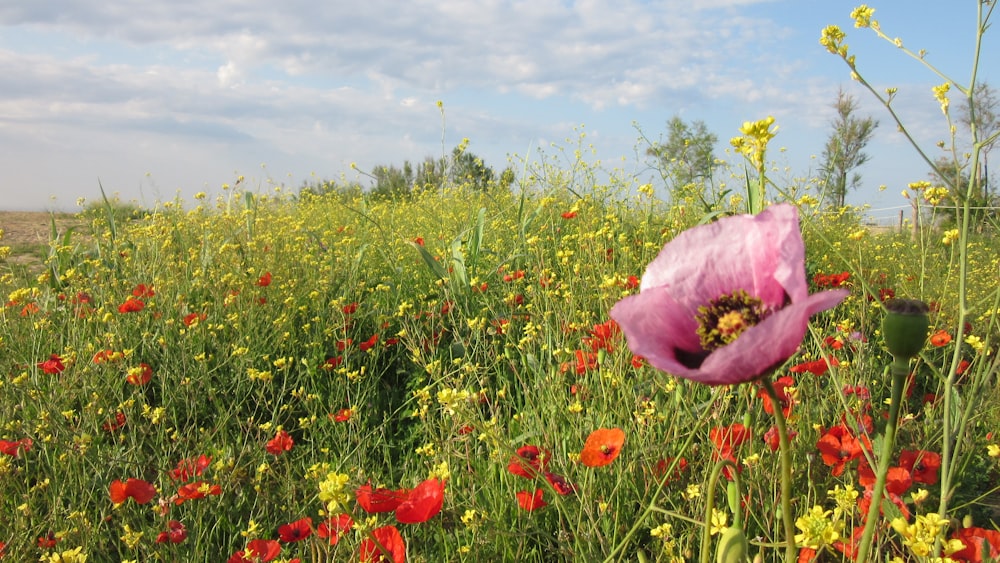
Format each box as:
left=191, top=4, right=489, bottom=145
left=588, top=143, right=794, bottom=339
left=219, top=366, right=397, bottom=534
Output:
left=169, top=454, right=211, bottom=482
left=322, top=356, right=344, bottom=370
left=118, top=297, right=145, bottom=313
left=816, top=424, right=869, bottom=477
left=132, top=284, right=155, bottom=297
left=858, top=486, right=909, bottom=521
left=183, top=312, right=207, bottom=327
left=580, top=428, right=625, bottom=468
left=126, top=363, right=153, bottom=385
left=93, top=349, right=123, bottom=363
left=102, top=411, right=127, bottom=433
left=110, top=478, right=157, bottom=505
left=709, top=423, right=752, bottom=451
left=277, top=517, right=313, bottom=543
left=507, top=445, right=549, bottom=479
left=356, top=483, right=409, bottom=514
left=413, top=237, right=424, bottom=246
left=20, top=302, right=40, bottom=316
left=545, top=472, right=576, bottom=495
left=360, top=334, right=379, bottom=352
left=789, top=356, right=839, bottom=376
left=653, top=457, right=689, bottom=483
left=38, top=354, right=66, bottom=374
left=360, top=525, right=406, bottom=563
left=561, top=211, right=577, bottom=219
left=899, top=449, right=941, bottom=485
left=317, top=513, right=354, bottom=545
left=395, top=478, right=445, bottom=524
left=758, top=376, right=795, bottom=417
left=342, top=302, right=359, bottom=315
left=228, top=539, right=281, bottom=563
left=560, top=349, right=598, bottom=375
left=516, top=489, right=547, bottom=511
left=332, top=408, right=354, bottom=422
left=266, top=429, right=294, bottom=456
left=0, top=437, right=32, bottom=457
left=951, top=526, right=1000, bottom=562
left=256, top=272, right=272, bottom=287
left=175, top=481, right=222, bottom=505
left=885, top=466, right=913, bottom=496
left=37, top=532, right=58, bottom=548
left=583, top=320, right=620, bottom=352
left=929, top=329, right=952, bottom=347
left=155, top=520, right=188, bottom=544
left=763, top=425, right=797, bottom=452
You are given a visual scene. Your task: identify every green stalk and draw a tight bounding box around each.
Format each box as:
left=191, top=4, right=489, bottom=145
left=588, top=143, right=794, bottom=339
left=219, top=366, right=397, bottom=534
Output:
left=699, top=458, right=741, bottom=563
left=855, top=359, right=908, bottom=562
left=761, top=378, right=796, bottom=561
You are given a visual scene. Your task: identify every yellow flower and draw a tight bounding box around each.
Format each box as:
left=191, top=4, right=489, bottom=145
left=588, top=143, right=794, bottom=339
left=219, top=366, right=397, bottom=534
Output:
left=987, top=443, right=1000, bottom=457
left=820, top=25, right=848, bottom=56
left=850, top=5, right=876, bottom=28
left=710, top=509, right=728, bottom=536
left=795, top=505, right=842, bottom=549
left=730, top=116, right=778, bottom=169
left=942, top=229, right=959, bottom=245
left=932, top=83, right=951, bottom=114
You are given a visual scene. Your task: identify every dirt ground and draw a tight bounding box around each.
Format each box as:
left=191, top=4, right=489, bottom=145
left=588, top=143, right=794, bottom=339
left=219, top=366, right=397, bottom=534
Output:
left=0, top=211, right=88, bottom=271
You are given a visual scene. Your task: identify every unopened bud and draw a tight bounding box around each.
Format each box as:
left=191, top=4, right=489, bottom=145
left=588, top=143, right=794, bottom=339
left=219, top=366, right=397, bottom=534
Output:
left=716, top=526, right=748, bottom=563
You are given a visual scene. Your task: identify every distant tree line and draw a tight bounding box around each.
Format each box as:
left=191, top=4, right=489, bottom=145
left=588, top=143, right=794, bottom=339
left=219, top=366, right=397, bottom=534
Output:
left=300, top=144, right=514, bottom=200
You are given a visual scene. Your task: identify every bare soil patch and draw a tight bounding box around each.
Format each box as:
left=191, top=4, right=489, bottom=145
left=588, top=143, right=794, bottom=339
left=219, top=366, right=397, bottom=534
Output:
left=1, top=211, right=88, bottom=272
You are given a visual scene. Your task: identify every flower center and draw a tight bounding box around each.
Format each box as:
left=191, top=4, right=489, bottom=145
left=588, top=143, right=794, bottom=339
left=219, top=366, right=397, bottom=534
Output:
left=695, top=290, right=770, bottom=351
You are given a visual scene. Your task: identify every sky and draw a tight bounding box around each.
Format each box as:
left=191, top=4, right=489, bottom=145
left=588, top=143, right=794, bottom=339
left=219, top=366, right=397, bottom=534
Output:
left=0, top=1, right=994, bottom=223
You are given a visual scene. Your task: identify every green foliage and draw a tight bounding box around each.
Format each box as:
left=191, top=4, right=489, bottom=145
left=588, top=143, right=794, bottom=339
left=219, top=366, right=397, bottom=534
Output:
left=818, top=89, right=878, bottom=208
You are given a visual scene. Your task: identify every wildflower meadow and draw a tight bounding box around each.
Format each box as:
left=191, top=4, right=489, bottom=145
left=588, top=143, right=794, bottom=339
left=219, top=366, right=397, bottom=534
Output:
left=2, top=4, right=999, bottom=563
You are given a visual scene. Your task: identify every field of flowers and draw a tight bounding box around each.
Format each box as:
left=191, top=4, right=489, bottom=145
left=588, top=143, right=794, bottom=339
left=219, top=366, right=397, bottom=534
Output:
left=2, top=3, right=1000, bottom=561
left=0, top=157, right=998, bottom=562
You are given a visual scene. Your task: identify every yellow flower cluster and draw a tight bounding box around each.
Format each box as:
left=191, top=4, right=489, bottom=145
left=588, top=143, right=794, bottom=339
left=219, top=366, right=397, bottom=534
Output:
left=794, top=505, right=843, bottom=549
left=730, top=116, right=778, bottom=169
left=850, top=5, right=876, bottom=28
left=318, top=472, right=351, bottom=514
left=891, top=513, right=963, bottom=558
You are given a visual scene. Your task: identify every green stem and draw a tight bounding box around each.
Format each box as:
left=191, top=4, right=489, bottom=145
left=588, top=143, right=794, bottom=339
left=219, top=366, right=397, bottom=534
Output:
left=700, top=459, right=741, bottom=563
left=761, top=378, right=796, bottom=561
left=855, top=359, right=908, bottom=562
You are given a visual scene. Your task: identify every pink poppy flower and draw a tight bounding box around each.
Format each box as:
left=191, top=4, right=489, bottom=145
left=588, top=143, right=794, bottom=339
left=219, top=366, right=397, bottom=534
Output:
left=610, top=204, right=848, bottom=385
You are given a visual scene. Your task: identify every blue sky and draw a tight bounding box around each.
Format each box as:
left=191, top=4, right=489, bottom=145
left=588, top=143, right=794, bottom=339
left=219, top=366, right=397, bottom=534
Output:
left=0, top=1, right=994, bottom=222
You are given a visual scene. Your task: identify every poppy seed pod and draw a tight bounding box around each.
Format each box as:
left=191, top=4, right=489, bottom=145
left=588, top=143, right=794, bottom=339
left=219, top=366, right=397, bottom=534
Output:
left=882, top=298, right=930, bottom=360
left=715, top=525, right=749, bottom=563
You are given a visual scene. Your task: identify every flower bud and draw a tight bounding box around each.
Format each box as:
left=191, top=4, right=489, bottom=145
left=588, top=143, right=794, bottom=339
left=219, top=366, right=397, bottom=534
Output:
left=715, top=526, right=748, bottom=563
left=882, top=299, right=930, bottom=360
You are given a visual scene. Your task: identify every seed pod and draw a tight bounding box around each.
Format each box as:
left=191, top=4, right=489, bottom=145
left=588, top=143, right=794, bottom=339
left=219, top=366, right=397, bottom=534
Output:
left=715, top=525, right=748, bottom=563
left=882, top=298, right=929, bottom=360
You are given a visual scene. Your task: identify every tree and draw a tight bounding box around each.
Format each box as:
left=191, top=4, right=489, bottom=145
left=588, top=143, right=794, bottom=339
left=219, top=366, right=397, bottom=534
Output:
left=957, top=82, right=999, bottom=201
left=646, top=116, right=719, bottom=189
left=819, top=89, right=879, bottom=208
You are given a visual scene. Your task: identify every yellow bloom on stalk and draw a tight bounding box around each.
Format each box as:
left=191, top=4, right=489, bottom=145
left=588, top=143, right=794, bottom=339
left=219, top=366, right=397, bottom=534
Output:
left=795, top=505, right=843, bottom=549
left=942, top=229, right=959, bottom=245
left=987, top=443, right=1000, bottom=457
left=932, top=82, right=951, bottom=114
left=820, top=25, right=848, bottom=57
left=965, top=334, right=984, bottom=352
left=851, top=5, right=876, bottom=28
left=891, top=513, right=949, bottom=557
left=827, top=483, right=859, bottom=514
left=848, top=229, right=866, bottom=241
left=41, top=547, right=88, bottom=563
left=318, top=472, right=351, bottom=513
left=731, top=116, right=778, bottom=169
left=925, top=186, right=950, bottom=206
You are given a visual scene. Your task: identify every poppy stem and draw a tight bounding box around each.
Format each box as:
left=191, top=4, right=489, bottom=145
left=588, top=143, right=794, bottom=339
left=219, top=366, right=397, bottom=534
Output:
left=760, top=377, right=796, bottom=562
left=700, top=458, right=740, bottom=563
left=855, top=358, right=908, bottom=562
